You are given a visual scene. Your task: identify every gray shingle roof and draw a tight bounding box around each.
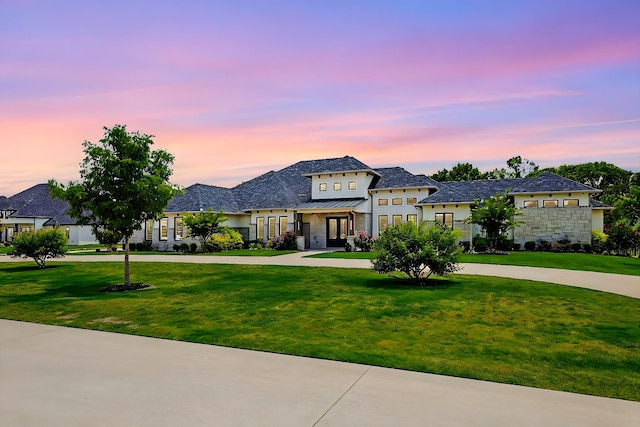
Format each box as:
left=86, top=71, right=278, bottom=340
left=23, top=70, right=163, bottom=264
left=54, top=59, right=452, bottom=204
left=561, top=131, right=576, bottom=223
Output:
left=7, top=184, right=73, bottom=220
left=296, top=198, right=367, bottom=210
left=372, top=167, right=439, bottom=190
left=420, top=173, right=600, bottom=204
left=166, top=183, right=240, bottom=213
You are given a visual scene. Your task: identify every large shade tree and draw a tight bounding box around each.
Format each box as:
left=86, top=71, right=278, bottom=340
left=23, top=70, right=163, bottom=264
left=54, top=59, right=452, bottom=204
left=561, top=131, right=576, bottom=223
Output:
left=49, top=125, right=182, bottom=287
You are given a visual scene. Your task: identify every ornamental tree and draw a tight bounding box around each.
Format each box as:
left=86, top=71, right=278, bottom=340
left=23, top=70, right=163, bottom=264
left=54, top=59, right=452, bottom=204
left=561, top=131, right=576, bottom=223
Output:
left=10, top=228, right=68, bottom=268
left=371, top=221, right=462, bottom=285
left=182, top=209, right=227, bottom=252
left=49, top=125, right=182, bottom=286
left=466, top=191, right=521, bottom=253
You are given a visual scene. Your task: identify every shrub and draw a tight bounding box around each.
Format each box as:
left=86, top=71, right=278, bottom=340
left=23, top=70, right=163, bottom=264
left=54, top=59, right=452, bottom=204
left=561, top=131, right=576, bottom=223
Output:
left=571, top=243, right=582, bottom=252
left=95, top=228, right=122, bottom=252
left=591, top=230, right=608, bottom=254
left=606, top=224, right=640, bottom=256
left=344, top=241, right=352, bottom=252
left=206, top=229, right=244, bottom=252
left=172, top=244, right=181, bottom=252
left=372, top=222, right=462, bottom=285
left=180, top=243, right=189, bottom=253
left=472, top=236, right=488, bottom=252
left=524, top=241, right=536, bottom=251
left=458, top=241, right=471, bottom=253
left=269, top=230, right=298, bottom=250
left=496, top=238, right=514, bottom=251
left=536, top=239, right=552, bottom=252
left=551, top=235, right=572, bottom=252
left=190, top=243, right=198, bottom=253
left=582, top=243, right=592, bottom=253
left=10, top=228, right=68, bottom=268
left=353, top=231, right=375, bottom=252
left=512, top=243, right=521, bottom=251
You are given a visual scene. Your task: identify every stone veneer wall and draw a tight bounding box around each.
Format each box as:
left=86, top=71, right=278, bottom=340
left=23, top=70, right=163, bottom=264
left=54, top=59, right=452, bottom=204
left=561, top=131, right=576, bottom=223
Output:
left=515, top=207, right=592, bottom=245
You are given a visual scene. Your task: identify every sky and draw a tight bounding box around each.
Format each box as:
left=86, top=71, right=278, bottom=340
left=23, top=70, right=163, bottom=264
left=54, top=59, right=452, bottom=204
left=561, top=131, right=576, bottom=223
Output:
left=1, top=0, right=639, bottom=197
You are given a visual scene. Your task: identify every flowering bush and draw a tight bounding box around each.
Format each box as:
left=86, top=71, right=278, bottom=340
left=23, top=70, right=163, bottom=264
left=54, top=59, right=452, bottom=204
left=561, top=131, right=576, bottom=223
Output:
left=268, top=230, right=298, bottom=250
left=353, top=231, right=375, bottom=252
left=206, top=229, right=244, bottom=252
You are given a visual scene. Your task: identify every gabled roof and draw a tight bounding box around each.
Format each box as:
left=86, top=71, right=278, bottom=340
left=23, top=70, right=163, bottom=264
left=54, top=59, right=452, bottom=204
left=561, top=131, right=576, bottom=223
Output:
left=166, top=183, right=239, bottom=213
left=6, top=184, right=73, bottom=220
left=0, top=196, right=10, bottom=209
left=419, top=173, right=600, bottom=204
left=372, top=167, right=439, bottom=190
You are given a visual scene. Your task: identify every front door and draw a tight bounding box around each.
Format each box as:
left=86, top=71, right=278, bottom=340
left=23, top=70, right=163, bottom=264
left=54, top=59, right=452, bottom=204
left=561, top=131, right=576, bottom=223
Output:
left=326, top=217, right=348, bottom=247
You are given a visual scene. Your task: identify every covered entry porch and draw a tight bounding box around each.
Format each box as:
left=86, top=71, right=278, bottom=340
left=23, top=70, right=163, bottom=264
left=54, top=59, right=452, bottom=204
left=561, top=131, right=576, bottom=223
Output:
left=294, top=199, right=369, bottom=249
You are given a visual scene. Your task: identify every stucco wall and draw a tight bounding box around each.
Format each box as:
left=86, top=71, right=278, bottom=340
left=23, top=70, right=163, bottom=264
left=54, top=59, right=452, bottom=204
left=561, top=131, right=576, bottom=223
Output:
left=515, top=207, right=592, bottom=245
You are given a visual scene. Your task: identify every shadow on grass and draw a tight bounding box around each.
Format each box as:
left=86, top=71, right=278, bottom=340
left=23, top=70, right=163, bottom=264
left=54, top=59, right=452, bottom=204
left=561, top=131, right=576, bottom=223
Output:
left=0, top=264, right=65, bottom=273
left=362, top=275, right=459, bottom=290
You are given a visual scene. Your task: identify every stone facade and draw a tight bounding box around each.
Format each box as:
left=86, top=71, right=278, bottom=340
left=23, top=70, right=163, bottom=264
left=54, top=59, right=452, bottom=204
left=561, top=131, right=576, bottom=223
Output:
left=515, top=207, right=592, bottom=245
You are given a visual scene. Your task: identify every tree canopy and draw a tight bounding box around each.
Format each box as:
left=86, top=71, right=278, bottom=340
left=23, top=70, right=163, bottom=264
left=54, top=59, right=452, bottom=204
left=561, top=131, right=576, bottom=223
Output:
left=10, top=228, right=68, bottom=268
left=182, top=209, right=228, bottom=252
left=371, top=222, right=462, bottom=285
left=49, top=125, right=181, bottom=286
left=466, top=191, right=522, bottom=253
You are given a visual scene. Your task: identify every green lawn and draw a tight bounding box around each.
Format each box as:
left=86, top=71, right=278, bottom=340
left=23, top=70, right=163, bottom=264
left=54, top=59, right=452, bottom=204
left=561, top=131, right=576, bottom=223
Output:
left=1, top=261, right=638, bottom=401
left=67, top=249, right=296, bottom=257
left=308, top=250, right=640, bottom=276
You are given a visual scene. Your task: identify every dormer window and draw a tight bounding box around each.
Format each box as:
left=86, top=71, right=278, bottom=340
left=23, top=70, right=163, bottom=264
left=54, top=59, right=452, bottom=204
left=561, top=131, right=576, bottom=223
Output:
left=348, top=181, right=356, bottom=190
left=334, top=182, right=342, bottom=191
left=319, top=183, right=327, bottom=192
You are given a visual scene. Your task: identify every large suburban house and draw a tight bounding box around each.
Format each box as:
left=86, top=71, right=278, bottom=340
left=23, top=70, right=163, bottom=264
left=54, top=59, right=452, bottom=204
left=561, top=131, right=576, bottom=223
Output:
left=127, top=156, right=610, bottom=250
left=0, top=184, right=96, bottom=245
left=1, top=156, right=611, bottom=250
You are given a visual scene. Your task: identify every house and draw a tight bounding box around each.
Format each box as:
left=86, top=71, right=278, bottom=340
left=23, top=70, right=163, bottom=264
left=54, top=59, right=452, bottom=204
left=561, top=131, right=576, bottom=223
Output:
left=133, top=156, right=609, bottom=250
left=418, top=172, right=613, bottom=247
left=0, top=184, right=97, bottom=245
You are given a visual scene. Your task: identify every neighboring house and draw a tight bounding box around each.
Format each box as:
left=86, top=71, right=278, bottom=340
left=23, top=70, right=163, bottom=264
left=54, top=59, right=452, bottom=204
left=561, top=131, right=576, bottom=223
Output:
left=0, top=184, right=97, bottom=245
left=134, top=156, right=610, bottom=250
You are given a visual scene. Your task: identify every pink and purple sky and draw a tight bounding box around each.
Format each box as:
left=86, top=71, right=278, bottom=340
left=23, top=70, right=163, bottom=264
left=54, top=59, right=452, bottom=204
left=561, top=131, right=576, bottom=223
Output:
left=1, top=0, right=639, bottom=196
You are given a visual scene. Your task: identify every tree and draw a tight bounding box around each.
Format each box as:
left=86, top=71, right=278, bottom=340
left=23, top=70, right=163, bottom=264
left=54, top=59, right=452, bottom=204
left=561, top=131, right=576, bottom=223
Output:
left=371, top=221, right=462, bottom=285
left=10, top=228, right=68, bottom=268
left=431, top=162, right=486, bottom=181
left=466, top=191, right=522, bottom=253
left=506, top=156, right=538, bottom=178
left=49, top=125, right=181, bottom=287
left=182, top=209, right=227, bottom=252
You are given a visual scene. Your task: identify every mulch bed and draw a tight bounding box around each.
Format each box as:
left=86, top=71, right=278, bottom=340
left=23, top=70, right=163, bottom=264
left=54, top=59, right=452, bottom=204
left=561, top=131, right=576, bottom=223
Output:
left=101, top=283, right=154, bottom=293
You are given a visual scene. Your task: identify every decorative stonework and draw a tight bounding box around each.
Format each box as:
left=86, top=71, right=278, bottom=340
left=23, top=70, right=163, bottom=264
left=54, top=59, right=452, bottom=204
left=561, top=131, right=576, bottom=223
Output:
left=515, top=207, right=592, bottom=244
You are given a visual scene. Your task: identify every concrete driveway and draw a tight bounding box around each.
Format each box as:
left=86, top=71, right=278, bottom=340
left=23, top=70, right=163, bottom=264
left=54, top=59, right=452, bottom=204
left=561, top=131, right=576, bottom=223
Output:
left=1, top=252, right=639, bottom=425
left=1, top=319, right=638, bottom=427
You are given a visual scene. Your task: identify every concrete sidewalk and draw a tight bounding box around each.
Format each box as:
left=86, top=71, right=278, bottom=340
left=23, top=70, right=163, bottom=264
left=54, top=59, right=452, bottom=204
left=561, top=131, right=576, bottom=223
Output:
left=1, top=319, right=638, bottom=427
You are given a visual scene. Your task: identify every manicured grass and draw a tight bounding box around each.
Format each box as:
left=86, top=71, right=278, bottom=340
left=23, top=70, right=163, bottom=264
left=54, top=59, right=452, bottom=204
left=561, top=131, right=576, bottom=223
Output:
left=1, top=262, right=638, bottom=401
left=68, top=249, right=296, bottom=257
left=308, top=250, right=640, bottom=276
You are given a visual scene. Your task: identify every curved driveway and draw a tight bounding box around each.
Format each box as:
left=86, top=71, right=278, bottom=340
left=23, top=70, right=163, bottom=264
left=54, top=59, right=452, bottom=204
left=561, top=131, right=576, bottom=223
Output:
left=1, top=252, right=639, bottom=426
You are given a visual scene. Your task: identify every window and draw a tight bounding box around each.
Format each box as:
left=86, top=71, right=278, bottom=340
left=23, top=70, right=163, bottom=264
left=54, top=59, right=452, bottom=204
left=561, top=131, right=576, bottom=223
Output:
left=257, top=217, right=265, bottom=240
left=378, top=215, right=388, bottom=232
left=268, top=217, right=276, bottom=239
left=543, top=200, right=558, bottom=208
left=279, top=216, right=288, bottom=234
left=348, top=181, right=356, bottom=190
left=160, top=218, right=168, bottom=240
left=523, top=200, right=538, bottom=208
left=407, top=214, right=417, bottom=224
left=392, top=215, right=403, bottom=226
left=175, top=217, right=184, bottom=240
left=378, top=199, right=388, bottom=206
left=392, top=198, right=402, bottom=205
left=334, top=182, right=342, bottom=191
left=435, top=213, right=453, bottom=228
left=563, top=199, right=579, bottom=207
left=319, top=183, right=327, bottom=191
left=20, top=225, right=32, bottom=233
left=407, top=197, right=417, bottom=204
left=145, top=220, right=154, bottom=240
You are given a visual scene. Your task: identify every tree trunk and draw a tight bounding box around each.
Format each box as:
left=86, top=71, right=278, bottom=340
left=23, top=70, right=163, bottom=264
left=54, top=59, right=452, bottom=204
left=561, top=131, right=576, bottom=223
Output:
left=124, top=236, right=131, bottom=286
